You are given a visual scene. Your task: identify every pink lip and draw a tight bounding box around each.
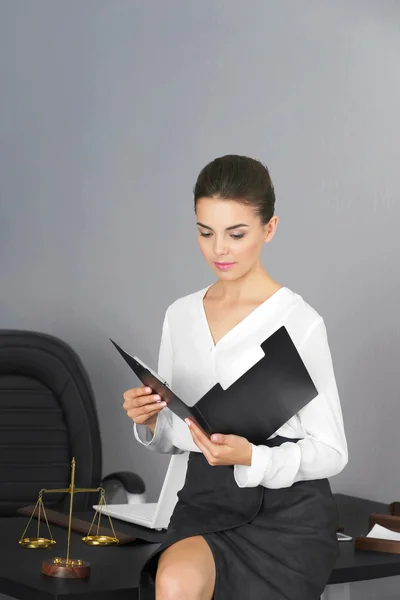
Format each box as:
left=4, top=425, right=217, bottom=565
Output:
left=214, top=262, right=236, bottom=270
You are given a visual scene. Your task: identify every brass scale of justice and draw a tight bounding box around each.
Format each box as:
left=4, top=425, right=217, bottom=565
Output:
left=18, top=457, right=119, bottom=578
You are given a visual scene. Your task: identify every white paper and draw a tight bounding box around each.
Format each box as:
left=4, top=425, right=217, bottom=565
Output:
left=367, top=523, right=400, bottom=541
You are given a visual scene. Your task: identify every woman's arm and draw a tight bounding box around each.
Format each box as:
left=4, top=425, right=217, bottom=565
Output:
left=233, top=317, right=348, bottom=488
left=133, top=308, right=184, bottom=455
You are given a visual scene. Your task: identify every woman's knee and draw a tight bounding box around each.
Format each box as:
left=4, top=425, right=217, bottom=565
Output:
left=156, top=565, right=205, bottom=600
left=155, top=536, right=216, bottom=600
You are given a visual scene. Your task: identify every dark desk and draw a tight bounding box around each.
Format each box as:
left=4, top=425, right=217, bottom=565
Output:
left=1, top=493, right=400, bottom=599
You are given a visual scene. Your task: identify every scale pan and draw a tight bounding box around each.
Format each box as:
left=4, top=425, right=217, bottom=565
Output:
left=19, top=537, right=56, bottom=549
left=82, top=535, right=118, bottom=546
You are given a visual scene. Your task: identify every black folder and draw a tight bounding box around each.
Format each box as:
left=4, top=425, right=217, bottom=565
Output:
left=110, top=338, right=213, bottom=435
left=111, top=325, right=318, bottom=445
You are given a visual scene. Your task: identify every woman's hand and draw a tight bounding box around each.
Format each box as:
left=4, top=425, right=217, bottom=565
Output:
left=123, top=384, right=167, bottom=427
left=185, top=418, right=253, bottom=467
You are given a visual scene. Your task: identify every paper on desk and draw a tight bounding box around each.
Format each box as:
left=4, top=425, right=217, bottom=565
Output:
left=367, top=524, right=400, bottom=541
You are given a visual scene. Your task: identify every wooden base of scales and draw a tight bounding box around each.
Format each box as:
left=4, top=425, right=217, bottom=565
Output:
left=18, top=457, right=119, bottom=578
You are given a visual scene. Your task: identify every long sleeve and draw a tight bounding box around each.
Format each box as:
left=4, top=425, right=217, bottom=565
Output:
left=133, top=308, right=184, bottom=455
left=233, top=317, right=348, bottom=488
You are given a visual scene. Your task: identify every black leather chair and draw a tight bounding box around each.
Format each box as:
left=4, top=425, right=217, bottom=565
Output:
left=0, top=329, right=146, bottom=516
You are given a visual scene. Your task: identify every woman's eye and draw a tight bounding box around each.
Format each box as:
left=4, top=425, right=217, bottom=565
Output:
left=199, top=233, right=244, bottom=240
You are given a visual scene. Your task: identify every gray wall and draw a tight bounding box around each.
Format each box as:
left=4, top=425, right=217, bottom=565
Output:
left=1, top=1, right=399, bottom=598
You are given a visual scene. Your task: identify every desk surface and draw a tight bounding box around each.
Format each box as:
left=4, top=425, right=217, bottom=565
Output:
left=1, top=493, right=400, bottom=599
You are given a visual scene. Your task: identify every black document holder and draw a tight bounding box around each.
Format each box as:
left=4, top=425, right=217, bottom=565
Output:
left=110, top=338, right=214, bottom=435
left=195, top=325, right=318, bottom=444
left=111, top=325, right=318, bottom=445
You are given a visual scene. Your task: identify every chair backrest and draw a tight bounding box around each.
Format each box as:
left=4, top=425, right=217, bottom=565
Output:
left=0, top=330, right=102, bottom=516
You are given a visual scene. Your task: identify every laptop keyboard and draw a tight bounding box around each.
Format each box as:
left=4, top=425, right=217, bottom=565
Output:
left=99, top=503, right=157, bottom=521
left=130, top=503, right=157, bottom=520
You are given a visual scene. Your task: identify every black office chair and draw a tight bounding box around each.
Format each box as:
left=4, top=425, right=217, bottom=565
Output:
left=0, top=329, right=146, bottom=517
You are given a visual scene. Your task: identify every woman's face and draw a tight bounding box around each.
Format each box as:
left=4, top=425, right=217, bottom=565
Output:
left=195, top=196, right=278, bottom=279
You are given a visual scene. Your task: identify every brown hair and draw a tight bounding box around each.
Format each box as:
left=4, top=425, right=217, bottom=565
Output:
left=193, top=154, right=276, bottom=225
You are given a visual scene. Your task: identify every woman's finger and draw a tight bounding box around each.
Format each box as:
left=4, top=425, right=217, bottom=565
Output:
left=189, top=424, right=210, bottom=458
left=127, top=406, right=162, bottom=423
left=187, top=419, right=215, bottom=453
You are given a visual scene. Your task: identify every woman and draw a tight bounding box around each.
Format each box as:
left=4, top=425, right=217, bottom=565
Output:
left=123, top=154, right=348, bottom=600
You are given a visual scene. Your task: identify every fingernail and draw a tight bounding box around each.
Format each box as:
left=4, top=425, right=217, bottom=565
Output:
left=161, top=401, right=167, bottom=407
left=145, top=387, right=151, bottom=392
left=185, top=418, right=191, bottom=426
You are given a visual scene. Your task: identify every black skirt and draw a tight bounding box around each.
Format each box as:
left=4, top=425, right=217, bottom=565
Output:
left=139, top=435, right=340, bottom=600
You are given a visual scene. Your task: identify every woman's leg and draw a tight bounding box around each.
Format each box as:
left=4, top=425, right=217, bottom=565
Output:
left=155, top=535, right=216, bottom=600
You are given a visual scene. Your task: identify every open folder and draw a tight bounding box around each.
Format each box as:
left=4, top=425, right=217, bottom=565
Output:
left=111, top=325, right=318, bottom=445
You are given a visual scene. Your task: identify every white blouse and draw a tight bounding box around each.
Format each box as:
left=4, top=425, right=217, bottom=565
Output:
left=133, top=284, right=348, bottom=489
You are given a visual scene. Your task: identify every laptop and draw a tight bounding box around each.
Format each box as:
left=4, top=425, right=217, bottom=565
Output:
left=93, top=452, right=189, bottom=530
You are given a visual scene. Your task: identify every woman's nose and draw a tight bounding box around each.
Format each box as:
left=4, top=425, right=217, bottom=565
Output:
left=213, top=240, right=229, bottom=254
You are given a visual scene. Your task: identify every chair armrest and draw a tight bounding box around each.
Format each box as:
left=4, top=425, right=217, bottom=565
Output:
left=100, top=471, right=147, bottom=504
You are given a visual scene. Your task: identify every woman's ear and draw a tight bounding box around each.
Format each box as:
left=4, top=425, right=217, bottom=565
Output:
left=264, top=216, right=279, bottom=243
